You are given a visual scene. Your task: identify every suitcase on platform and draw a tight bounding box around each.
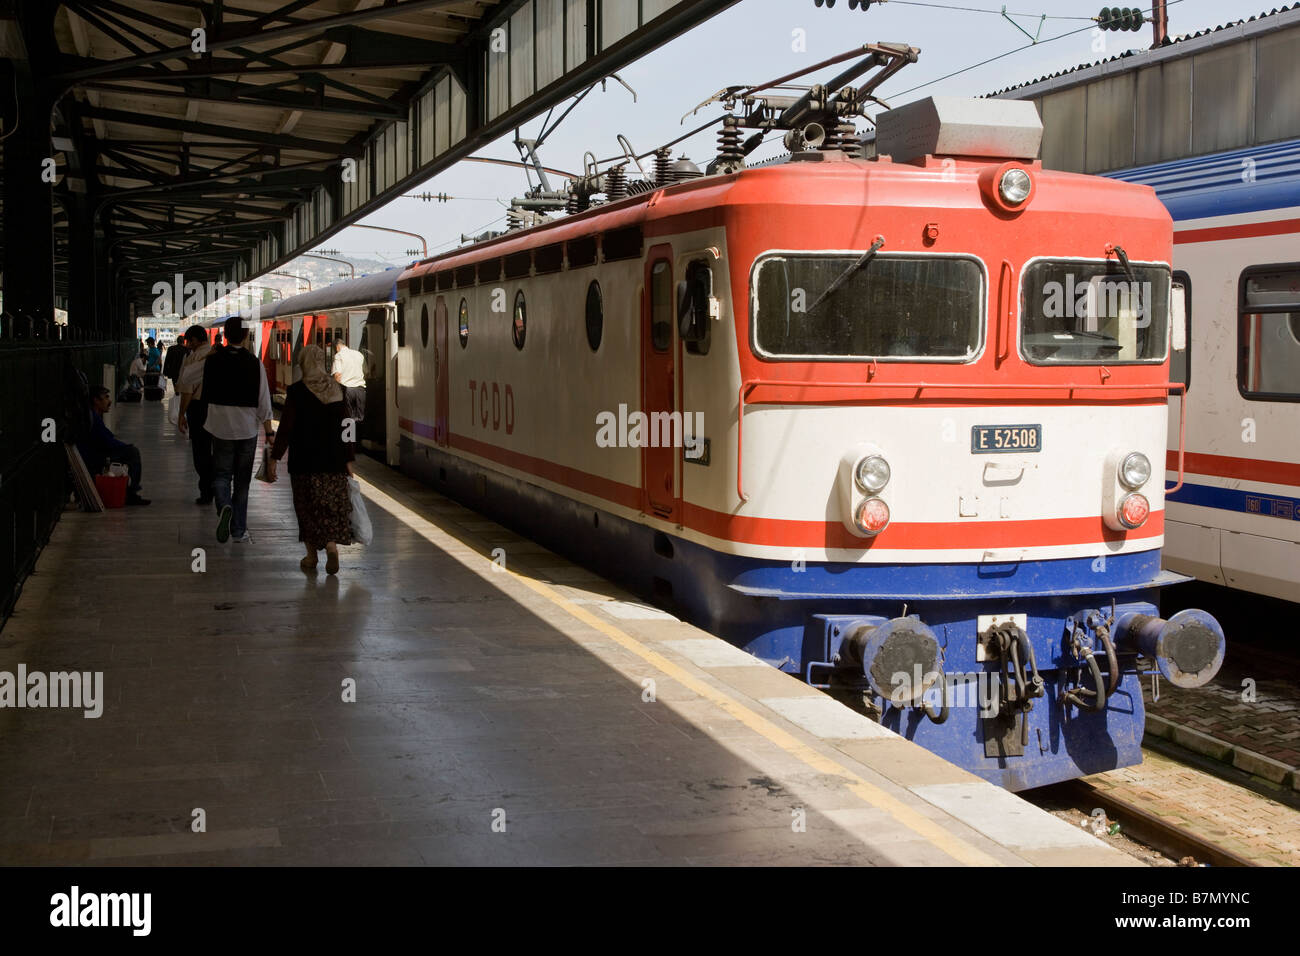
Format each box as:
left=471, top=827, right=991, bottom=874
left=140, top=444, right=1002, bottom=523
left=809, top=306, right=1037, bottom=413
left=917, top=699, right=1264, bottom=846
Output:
left=143, top=385, right=165, bottom=402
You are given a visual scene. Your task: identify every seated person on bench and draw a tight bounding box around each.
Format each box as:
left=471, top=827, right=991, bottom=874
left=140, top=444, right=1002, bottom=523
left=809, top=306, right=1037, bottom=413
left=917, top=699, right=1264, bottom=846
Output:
left=77, top=386, right=151, bottom=506
left=127, top=351, right=148, bottom=390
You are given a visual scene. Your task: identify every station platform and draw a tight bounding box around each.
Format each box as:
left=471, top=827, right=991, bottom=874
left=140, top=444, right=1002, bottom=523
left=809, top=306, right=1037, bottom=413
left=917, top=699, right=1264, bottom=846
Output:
left=0, top=401, right=1133, bottom=866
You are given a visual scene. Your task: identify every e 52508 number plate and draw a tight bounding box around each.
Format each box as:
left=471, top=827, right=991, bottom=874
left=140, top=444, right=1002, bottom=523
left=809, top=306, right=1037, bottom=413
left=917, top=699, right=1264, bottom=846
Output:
left=971, top=424, right=1042, bottom=453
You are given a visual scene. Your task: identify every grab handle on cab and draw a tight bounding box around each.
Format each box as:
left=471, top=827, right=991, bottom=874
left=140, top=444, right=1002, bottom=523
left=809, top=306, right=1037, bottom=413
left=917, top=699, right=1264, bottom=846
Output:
left=997, top=259, right=1014, bottom=366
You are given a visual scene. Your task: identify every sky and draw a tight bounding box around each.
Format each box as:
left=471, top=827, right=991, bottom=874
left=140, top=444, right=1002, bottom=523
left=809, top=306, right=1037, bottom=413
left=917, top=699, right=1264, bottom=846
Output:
left=294, top=0, right=1267, bottom=270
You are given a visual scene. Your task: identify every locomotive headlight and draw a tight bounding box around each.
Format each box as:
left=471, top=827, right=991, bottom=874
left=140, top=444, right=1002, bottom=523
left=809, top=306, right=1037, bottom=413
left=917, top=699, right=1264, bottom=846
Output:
left=1120, top=451, right=1151, bottom=489
left=998, top=168, right=1032, bottom=205
left=855, top=498, right=891, bottom=536
left=855, top=455, right=891, bottom=494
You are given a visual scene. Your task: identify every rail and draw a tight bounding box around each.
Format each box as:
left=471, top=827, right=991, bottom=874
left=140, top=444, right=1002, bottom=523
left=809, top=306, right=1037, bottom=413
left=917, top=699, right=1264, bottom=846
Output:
left=1046, top=779, right=1256, bottom=867
left=736, top=378, right=1188, bottom=502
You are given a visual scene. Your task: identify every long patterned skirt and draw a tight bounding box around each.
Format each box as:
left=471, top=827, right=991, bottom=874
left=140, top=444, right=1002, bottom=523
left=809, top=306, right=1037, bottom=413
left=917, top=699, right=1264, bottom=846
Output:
left=290, top=472, right=353, bottom=549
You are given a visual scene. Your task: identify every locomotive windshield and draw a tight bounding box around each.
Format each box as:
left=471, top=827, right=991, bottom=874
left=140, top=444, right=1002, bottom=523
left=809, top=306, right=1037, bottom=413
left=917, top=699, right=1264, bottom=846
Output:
left=1020, top=259, right=1169, bottom=364
left=751, top=253, right=983, bottom=360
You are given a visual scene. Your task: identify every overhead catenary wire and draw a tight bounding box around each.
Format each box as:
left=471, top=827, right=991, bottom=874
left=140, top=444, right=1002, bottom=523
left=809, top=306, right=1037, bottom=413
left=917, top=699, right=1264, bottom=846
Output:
left=590, top=113, right=728, bottom=167
left=400, top=193, right=504, bottom=202
left=878, top=0, right=1092, bottom=18
left=887, top=0, right=1188, bottom=98
left=429, top=213, right=509, bottom=253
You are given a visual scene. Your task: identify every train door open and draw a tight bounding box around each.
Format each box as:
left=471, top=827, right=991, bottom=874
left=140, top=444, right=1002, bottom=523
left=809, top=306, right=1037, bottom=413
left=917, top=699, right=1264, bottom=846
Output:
left=642, top=247, right=678, bottom=521
left=361, top=306, right=399, bottom=465
left=348, top=310, right=367, bottom=349
left=434, top=296, right=449, bottom=447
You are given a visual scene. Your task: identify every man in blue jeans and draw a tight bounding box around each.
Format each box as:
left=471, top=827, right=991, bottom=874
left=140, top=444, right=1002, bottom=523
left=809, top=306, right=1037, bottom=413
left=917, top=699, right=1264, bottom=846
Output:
left=202, top=316, right=274, bottom=543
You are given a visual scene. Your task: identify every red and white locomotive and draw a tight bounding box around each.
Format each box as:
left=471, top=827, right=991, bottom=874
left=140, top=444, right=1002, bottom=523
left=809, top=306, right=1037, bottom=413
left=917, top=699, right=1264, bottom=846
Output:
left=256, top=49, right=1227, bottom=790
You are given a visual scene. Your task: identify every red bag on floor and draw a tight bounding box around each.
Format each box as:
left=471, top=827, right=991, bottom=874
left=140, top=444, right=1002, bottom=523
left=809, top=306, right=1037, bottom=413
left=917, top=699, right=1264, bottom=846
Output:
left=94, top=474, right=128, bottom=509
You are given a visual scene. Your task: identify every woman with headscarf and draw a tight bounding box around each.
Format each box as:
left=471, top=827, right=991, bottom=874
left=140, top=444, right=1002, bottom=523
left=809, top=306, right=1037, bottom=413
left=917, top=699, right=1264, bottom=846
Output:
left=266, top=344, right=354, bottom=573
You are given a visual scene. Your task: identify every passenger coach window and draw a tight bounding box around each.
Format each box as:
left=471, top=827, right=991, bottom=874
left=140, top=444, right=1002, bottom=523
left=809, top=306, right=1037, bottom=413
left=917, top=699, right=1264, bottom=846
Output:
left=1021, top=259, right=1169, bottom=364
left=1240, top=265, right=1300, bottom=400
left=752, top=253, right=982, bottom=360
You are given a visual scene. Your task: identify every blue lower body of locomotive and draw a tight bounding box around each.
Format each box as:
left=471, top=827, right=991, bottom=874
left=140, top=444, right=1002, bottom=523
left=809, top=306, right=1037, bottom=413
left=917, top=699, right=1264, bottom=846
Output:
left=403, top=438, right=1206, bottom=791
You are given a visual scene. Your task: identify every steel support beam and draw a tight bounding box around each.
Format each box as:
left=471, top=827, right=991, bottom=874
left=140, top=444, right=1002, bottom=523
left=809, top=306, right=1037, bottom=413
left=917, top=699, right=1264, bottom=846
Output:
left=53, top=0, right=472, bottom=83
left=2, top=1, right=57, bottom=328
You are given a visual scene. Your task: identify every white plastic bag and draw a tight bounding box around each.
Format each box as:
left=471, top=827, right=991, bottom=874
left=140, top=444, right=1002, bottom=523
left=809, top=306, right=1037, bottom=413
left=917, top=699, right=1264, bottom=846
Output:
left=348, top=476, right=373, bottom=546
left=167, top=394, right=180, bottom=425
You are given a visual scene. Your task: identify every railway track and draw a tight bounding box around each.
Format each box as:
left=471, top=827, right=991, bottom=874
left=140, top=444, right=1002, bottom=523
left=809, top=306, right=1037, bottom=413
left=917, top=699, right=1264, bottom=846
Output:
left=1031, top=779, right=1257, bottom=867
left=1025, top=742, right=1300, bottom=867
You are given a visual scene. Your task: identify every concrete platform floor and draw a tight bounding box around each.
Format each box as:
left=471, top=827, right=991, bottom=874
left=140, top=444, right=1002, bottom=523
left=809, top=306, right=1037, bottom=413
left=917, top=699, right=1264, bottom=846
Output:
left=0, top=401, right=1133, bottom=866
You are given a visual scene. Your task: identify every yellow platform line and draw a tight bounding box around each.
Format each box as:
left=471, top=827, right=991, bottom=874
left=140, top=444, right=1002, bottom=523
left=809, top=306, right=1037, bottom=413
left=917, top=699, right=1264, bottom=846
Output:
left=355, top=470, right=1004, bottom=867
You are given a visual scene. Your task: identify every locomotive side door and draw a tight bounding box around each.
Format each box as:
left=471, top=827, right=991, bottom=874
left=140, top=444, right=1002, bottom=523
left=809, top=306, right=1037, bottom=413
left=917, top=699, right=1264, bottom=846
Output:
left=434, top=295, right=449, bottom=447
left=642, top=248, right=678, bottom=521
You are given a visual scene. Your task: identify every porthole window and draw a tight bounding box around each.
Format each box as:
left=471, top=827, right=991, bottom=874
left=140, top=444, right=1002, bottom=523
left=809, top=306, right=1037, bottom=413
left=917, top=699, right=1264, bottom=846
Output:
left=512, top=290, right=527, bottom=350
left=459, top=298, right=469, bottom=347
left=585, top=280, right=603, bottom=351
left=420, top=304, right=429, bottom=348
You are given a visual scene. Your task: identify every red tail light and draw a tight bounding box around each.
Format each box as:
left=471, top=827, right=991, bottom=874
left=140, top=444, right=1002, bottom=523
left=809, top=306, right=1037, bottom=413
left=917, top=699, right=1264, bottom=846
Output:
left=1119, top=493, right=1149, bottom=529
left=855, top=498, right=891, bottom=536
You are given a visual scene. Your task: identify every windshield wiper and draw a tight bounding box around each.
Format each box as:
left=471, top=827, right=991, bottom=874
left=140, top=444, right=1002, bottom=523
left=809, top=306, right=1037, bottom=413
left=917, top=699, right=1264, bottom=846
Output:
left=1107, top=243, right=1137, bottom=285
left=1053, top=330, right=1120, bottom=342
left=805, top=236, right=885, bottom=315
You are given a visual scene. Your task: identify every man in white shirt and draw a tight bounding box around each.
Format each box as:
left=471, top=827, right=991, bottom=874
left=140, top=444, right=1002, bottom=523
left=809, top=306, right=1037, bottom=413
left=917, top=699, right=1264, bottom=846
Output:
left=202, top=316, right=274, bottom=544
left=332, top=338, right=367, bottom=442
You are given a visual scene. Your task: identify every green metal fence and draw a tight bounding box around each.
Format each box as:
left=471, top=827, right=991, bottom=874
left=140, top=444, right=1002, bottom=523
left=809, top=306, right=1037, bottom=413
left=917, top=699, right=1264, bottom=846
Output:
left=0, top=335, right=134, bottom=627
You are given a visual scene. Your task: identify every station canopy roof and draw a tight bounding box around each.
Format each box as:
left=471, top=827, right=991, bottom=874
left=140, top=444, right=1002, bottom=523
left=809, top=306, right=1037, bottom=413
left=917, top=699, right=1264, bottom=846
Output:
left=4, top=0, right=738, bottom=313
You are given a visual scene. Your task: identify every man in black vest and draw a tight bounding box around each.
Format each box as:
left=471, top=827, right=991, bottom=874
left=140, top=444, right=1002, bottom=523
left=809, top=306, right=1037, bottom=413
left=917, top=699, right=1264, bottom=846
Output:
left=202, top=316, right=274, bottom=543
